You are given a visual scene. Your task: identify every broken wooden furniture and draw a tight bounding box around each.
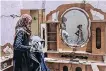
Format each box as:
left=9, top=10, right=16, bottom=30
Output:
left=41, top=3, right=106, bottom=71
left=0, top=43, right=13, bottom=71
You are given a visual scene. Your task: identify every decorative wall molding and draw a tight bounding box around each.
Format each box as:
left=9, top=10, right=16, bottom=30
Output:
left=46, top=3, right=106, bottom=21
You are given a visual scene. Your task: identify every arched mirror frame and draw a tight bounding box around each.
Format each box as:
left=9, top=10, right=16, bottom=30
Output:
left=60, top=7, right=91, bottom=48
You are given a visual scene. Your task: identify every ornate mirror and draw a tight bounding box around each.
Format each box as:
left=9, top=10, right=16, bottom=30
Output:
left=61, top=7, right=91, bottom=48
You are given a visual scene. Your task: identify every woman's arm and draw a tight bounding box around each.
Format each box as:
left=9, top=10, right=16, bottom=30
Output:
left=75, top=30, right=79, bottom=36
left=13, top=31, right=31, bottom=51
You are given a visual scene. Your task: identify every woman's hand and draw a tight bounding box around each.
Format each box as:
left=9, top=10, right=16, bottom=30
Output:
left=30, top=46, right=36, bottom=52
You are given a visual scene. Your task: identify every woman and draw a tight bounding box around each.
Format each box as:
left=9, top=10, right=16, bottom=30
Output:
left=13, top=14, right=32, bottom=71
left=75, top=24, right=84, bottom=44
left=13, top=14, right=49, bottom=71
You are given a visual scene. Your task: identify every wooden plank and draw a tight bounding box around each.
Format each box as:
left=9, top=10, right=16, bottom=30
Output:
left=91, top=64, right=99, bottom=71
left=21, top=9, right=30, bottom=15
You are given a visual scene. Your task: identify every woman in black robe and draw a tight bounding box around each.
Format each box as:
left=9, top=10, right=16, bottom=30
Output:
left=13, top=14, right=32, bottom=71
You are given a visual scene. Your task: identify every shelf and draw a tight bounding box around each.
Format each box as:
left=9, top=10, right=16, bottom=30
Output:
left=46, top=21, right=60, bottom=24
left=2, top=64, right=13, bottom=71
left=47, top=35, right=57, bottom=41
left=0, top=55, right=13, bottom=63
left=47, top=32, right=57, bottom=33
left=45, top=58, right=106, bottom=66
left=46, top=22, right=57, bottom=51
left=47, top=36, right=53, bottom=37
left=47, top=49, right=57, bottom=51
left=47, top=50, right=59, bottom=53
left=47, top=41, right=57, bottom=42
left=46, top=51, right=106, bottom=56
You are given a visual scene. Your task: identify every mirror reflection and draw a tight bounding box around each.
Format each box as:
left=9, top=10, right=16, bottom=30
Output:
left=61, top=8, right=90, bottom=47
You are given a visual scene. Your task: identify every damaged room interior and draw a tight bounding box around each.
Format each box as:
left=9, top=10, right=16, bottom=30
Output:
left=0, top=0, right=106, bottom=71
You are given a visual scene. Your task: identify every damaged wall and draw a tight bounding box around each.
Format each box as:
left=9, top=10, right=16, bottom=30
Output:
left=1, top=0, right=106, bottom=46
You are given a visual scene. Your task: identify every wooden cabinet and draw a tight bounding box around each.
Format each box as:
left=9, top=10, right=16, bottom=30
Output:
left=91, top=21, right=106, bottom=54
left=21, top=9, right=45, bottom=36
left=0, top=43, right=13, bottom=71
left=44, top=3, right=106, bottom=71
left=41, top=21, right=59, bottom=52
left=0, top=56, right=13, bottom=71
left=46, top=22, right=58, bottom=51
